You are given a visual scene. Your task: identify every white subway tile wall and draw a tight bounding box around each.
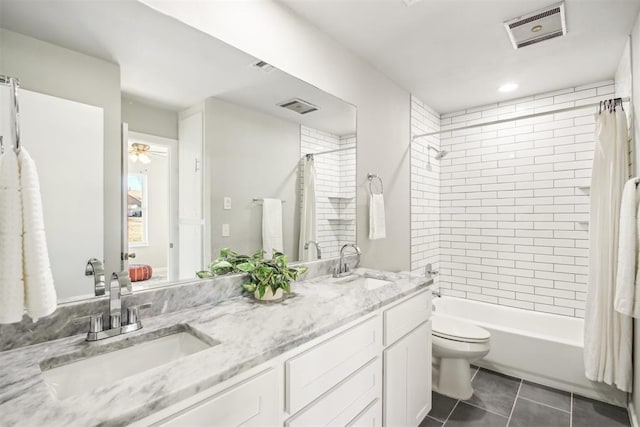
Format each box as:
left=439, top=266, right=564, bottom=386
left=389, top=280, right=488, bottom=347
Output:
left=300, top=126, right=356, bottom=259
left=436, top=81, right=615, bottom=318
left=410, top=96, right=440, bottom=286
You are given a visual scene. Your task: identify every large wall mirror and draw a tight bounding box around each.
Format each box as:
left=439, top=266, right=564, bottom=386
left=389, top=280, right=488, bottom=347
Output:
left=0, top=0, right=357, bottom=299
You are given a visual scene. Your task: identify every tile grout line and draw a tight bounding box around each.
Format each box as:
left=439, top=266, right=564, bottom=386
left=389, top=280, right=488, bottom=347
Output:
left=442, top=400, right=460, bottom=426
left=570, top=392, right=573, bottom=427
left=461, top=400, right=511, bottom=419
left=518, top=395, right=572, bottom=414
left=506, top=379, right=523, bottom=426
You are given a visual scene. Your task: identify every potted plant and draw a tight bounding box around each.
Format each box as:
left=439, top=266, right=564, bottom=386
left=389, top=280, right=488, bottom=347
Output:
left=237, top=251, right=308, bottom=301
left=196, top=248, right=308, bottom=302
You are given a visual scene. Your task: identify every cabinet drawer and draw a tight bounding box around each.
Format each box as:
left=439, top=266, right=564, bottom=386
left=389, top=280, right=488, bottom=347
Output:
left=348, top=398, right=381, bottom=427
left=286, top=316, right=381, bottom=414
left=153, top=369, right=277, bottom=427
left=286, top=358, right=381, bottom=427
left=384, top=290, right=430, bottom=346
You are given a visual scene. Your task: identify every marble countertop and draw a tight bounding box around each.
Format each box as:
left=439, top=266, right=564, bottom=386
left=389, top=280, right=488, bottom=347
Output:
left=0, top=268, right=431, bottom=426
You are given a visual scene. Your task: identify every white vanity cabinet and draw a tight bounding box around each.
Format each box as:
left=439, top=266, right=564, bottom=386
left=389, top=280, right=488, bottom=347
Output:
left=134, top=288, right=431, bottom=427
left=383, top=321, right=432, bottom=427
left=137, top=369, right=278, bottom=427
left=383, top=290, right=432, bottom=427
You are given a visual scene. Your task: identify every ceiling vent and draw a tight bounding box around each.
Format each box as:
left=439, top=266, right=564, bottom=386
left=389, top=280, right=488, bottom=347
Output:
left=251, top=59, right=275, bottom=73
left=277, top=98, right=318, bottom=115
left=504, top=2, right=566, bottom=49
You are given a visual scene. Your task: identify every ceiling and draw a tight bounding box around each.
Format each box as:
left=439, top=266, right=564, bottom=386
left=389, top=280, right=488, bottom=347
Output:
left=279, top=0, right=640, bottom=113
left=0, top=0, right=356, bottom=136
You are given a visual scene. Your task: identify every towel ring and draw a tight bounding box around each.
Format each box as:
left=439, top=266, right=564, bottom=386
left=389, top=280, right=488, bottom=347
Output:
left=368, top=173, right=384, bottom=195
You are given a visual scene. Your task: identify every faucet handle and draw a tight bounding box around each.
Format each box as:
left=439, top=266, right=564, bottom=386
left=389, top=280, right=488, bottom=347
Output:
left=73, top=313, right=104, bottom=333
left=127, top=302, right=152, bottom=325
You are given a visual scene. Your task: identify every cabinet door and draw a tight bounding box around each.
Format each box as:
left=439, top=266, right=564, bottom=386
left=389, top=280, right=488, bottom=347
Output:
left=155, top=369, right=277, bottom=427
left=383, top=321, right=431, bottom=427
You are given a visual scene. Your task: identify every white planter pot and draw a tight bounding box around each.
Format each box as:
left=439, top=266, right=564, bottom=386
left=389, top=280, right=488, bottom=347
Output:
left=254, top=287, right=284, bottom=301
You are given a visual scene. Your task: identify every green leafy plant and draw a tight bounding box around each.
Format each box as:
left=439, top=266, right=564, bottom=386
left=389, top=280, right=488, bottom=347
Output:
left=196, top=249, right=308, bottom=300
left=237, top=251, right=308, bottom=299
left=196, top=248, right=265, bottom=278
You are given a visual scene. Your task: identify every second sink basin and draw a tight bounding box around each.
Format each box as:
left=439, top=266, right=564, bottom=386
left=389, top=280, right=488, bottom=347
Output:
left=332, top=274, right=393, bottom=290
left=40, top=328, right=217, bottom=400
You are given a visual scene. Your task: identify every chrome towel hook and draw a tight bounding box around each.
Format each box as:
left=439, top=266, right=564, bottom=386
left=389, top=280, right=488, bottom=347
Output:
left=1, top=74, right=21, bottom=154
left=368, top=173, right=384, bottom=195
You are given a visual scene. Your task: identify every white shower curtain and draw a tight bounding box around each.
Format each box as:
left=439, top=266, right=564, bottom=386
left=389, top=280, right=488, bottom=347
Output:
left=584, top=108, right=632, bottom=392
left=299, top=156, right=317, bottom=260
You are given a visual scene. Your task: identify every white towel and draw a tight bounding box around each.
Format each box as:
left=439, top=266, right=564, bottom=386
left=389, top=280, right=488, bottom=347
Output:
left=19, top=148, right=56, bottom=321
left=262, top=198, right=283, bottom=257
left=615, top=179, right=640, bottom=317
left=369, top=193, right=386, bottom=240
left=0, top=149, right=25, bottom=323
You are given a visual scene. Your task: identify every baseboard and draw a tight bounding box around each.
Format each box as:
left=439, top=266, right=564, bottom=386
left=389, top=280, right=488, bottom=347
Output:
left=629, top=400, right=639, bottom=427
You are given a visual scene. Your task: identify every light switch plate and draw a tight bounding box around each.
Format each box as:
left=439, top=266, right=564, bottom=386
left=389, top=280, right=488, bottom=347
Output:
left=222, top=224, right=230, bottom=237
left=223, top=197, right=231, bottom=210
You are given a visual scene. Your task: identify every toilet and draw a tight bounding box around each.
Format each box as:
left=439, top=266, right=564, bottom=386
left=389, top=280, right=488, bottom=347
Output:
left=431, top=315, right=491, bottom=400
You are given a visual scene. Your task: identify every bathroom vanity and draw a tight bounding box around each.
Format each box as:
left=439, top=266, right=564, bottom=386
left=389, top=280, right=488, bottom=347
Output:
left=0, top=269, right=432, bottom=426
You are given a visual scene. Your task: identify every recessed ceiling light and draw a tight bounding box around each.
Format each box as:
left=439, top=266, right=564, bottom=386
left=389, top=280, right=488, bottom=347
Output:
left=498, top=83, right=518, bottom=93
left=402, top=0, right=422, bottom=6
left=531, top=25, right=543, bottom=33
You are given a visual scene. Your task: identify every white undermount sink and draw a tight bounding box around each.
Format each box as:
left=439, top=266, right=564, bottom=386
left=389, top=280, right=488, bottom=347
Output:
left=40, top=330, right=216, bottom=400
left=332, top=274, right=393, bottom=290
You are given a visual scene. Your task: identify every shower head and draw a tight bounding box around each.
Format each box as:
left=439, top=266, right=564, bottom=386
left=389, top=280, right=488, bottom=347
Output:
left=435, top=150, right=448, bottom=160
left=427, top=145, right=447, bottom=160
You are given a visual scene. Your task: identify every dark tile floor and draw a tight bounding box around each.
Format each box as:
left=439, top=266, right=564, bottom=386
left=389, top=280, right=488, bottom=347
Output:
left=420, top=366, right=631, bottom=427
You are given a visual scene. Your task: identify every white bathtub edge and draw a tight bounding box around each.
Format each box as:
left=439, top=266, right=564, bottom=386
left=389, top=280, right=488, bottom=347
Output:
left=629, top=400, right=639, bottom=427
left=475, top=360, right=628, bottom=408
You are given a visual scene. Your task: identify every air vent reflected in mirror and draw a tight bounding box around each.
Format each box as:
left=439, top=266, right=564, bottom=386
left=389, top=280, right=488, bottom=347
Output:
left=277, top=98, right=319, bottom=115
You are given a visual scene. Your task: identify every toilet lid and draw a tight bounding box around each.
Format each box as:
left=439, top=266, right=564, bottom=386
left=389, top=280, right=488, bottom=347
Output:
left=432, top=316, right=490, bottom=343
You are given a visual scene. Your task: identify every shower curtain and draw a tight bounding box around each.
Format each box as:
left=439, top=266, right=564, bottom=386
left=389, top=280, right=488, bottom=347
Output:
left=584, top=107, right=631, bottom=392
left=299, top=156, right=317, bottom=261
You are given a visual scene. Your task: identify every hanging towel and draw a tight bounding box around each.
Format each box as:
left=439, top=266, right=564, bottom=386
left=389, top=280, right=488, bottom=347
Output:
left=369, top=193, right=386, bottom=240
left=584, top=109, right=632, bottom=393
left=614, top=178, right=640, bottom=317
left=0, top=149, right=25, bottom=324
left=19, top=148, right=56, bottom=321
left=299, top=157, right=317, bottom=260
left=262, top=198, right=283, bottom=257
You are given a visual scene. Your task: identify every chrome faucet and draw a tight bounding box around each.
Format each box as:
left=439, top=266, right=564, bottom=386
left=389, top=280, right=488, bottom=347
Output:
left=74, top=271, right=151, bottom=341
left=85, top=258, right=105, bottom=296
left=304, top=241, right=322, bottom=259
left=333, top=244, right=361, bottom=278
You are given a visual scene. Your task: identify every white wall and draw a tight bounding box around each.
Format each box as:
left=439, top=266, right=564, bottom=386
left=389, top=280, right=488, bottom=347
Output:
left=0, top=28, right=122, bottom=287
left=205, top=97, right=300, bottom=258
left=122, top=96, right=178, bottom=140
left=439, top=81, right=614, bottom=318
left=141, top=0, right=412, bottom=271
left=410, top=96, right=440, bottom=281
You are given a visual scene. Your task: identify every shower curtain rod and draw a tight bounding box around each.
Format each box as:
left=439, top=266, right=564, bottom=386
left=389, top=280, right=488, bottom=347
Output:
left=305, top=144, right=356, bottom=159
left=412, top=96, right=631, bottom=141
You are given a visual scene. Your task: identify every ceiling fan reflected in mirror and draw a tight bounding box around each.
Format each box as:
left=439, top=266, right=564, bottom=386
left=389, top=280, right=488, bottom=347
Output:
left=129, top=142, right=152, bottom=164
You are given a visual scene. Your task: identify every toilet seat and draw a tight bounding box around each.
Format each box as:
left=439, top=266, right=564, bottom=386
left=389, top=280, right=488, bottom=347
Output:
left=432, top=316, right=490, bottom=343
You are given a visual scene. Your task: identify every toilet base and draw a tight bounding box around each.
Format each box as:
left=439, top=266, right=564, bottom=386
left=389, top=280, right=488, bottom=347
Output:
left=432, top=357, right=474, bottom=400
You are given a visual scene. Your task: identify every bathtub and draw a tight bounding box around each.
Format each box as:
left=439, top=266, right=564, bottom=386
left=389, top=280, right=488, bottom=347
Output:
left=433, top=296, right=627, bottom=407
